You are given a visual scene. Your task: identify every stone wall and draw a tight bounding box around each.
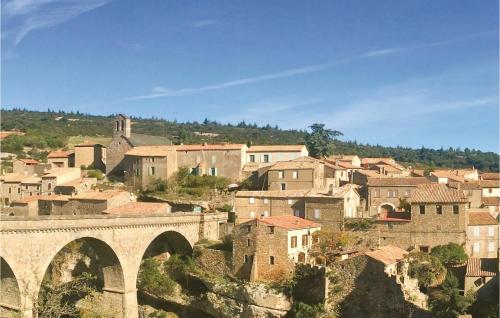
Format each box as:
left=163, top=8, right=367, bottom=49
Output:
left=193, top=246, right=232, bottom=278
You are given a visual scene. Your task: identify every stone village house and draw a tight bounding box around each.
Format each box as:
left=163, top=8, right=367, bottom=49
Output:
left=466, top=211, right=499, bottom=258
left=47, top=150, right=75, bottom=168
left=234, top=185, right=360, bottom=230
left=74, top=141, right=106, bottom=171
left=233, top=215, right=320, bottom=282
left=374, top=183, right=468, bottom=252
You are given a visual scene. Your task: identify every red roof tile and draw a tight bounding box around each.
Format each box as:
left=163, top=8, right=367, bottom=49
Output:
left=177, top=144, right=246, bottom=151
left=18, top=158, right=39, bottom=164
left=366, top=245, right=408, bottom=265
left=367, top=177, right=429, bottom=187
left=103, top=202, right=170, bottom=215
left=468, top=212, right=499, bottom=226
left=466, top=258, right=498, bottom=277
left=247, top=145, right=306, bottom=153
left=47, top=150, right=74, bottom=158
left=258, top=215, right=320, bottom=230
left=481, top=173, right=500, bottom=180
left=482, top=197, right=500, bottom=206
left=411, top=184, right=467, bottom=203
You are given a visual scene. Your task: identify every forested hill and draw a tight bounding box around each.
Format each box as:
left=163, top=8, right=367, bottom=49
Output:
left=1, top=108, right=499, bottom=172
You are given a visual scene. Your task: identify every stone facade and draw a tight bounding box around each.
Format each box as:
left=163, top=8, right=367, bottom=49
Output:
left=233, top=216, right=320, bottom=282
left=376, top=201, right=468, bottom=251
left=74, top=143, right=106, bottom=171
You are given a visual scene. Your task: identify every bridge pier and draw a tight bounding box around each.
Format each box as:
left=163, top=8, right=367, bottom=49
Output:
left=122, top=289, right=139, bottom=318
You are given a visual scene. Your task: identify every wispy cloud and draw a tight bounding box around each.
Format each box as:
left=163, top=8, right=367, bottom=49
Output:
left=123, top=31, right=495, bottom=102
left=2, top=0, right=111, bottom=46
left=116, top=40, right=144, bottom=51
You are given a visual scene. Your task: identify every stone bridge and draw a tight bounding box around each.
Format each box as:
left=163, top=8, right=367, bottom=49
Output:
left=0, top=212, right=227, bottom=318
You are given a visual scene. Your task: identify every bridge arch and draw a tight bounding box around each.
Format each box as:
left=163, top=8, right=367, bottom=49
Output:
left=37, top=237, right=125, bottom=317
left=142, top=230, right=193, bottom=259
left=1, top=256, right=22, bottom=314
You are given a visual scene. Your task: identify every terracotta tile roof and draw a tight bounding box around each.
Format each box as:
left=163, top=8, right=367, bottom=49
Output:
left=482, top=197, right=500, bottom=206
left=268, top=159, right=317, bottom=170
left=356, top=170, right=384, bottom=178
left=125, top=145, right=179, bottom=157
left=366, top=245, right=408, bottom=265
left=468, top=212, right=499, bottom=226
left=411, top=184, right=467, bottom=203
left=0, top=131, right=24, bottom=140
left=375, top=164, right=403, bottom=172
left=480, top=180, right=500, bottom=188
left=465, top=258, right=498, bottom=277
left=430, top=171, right=465, bottom=182
left=448, top=181, right=481, bottom=190
left=38, top=195, right=70, bottom=202
left=336, top=162, right=360, bottom=169
left=258, top=215, right=320, bottom=230
left=57, top=177, right=97, bottom=187
left=481, top=173, right=500, bottom=180
left=177, top=143, right=246, bottom=151
left=411, top=169, right=426, bottom=177
left=42, top=168, right=81, bottom=178
left=20, top=176, right=41, bottom=184
left=18, top=158, right=39, bottom=164
left=47, top=150, right=74, bottom=158
left=367, top=177, right=429, bottom=187
left=125, top=133, right=172, bottom=146
left=12, top=196, right=41, bottom=204
left=247, top=145, right=306, bottom=153
left=0, top=173, right=30, bottom=183
left=103, top=202, right=170, bottom=215
left=71, top=190, right=129, bottom=201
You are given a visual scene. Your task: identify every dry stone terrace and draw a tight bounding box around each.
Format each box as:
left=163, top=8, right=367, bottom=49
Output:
left=0, top=212, right=227, bottom=318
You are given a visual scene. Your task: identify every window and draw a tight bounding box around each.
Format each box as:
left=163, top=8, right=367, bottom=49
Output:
left=250, top=211, right=255, bottom=218
left=436, top=205, right=443, bottom=215
left=268, top=226, right=275, bottom=234
left=8, top=188, right=11, bottom=194
left=17, top=188, right=20, bottom=194
left=488, top=226, right=495, bottom=237
left=249, top=155, right=255, bottom=163
left=121, top=120, right=125, bottom=131
left=262, top=211, right=269, bottom=217
left=211, top=155, right=216, bottom=164
left=302, top=234, right=308, bottom=246
left=247, top=239, right=251, bottom=247
left=419, top=246, right=429, bottom=253
left=135, top=168, right=140, bottom=176
left=25, top=185, right=28, bottom=189
left=288, top=199, right=293, bottom=205
left=278, top=171, right=284, bottom=179
left=280, top=183, right=286, bottom=190
left=291, top=236, right=297, bottom=248
left=246, top=225, right=251, bottom=233
left=473, top=227, right=480, bottom=237
left=116, top=121, right=120, bottom=131
left=151, top=157, right=155, bottom=163
left=263, top=198, right=269, bottom=204
left=372, top=190, right=379, bottom=197
left=210, top=167, right=217, bottom=176
left=473, top=242, right=480, bottom=253
left=148, top=166, right=156, bottom=176
left=244, top=255, right=251, bottom=263
left=453, top=205, right=459, bottom=214
left=191, top=167, right=198, bottom=175
left=419, top=205, right=425, bottom=214
left=314, top=208, right=321, bottom=219
left=249, top=197, right=255, bottom=204
left=37, top=185, right=40, bottom=190
left=488, top=242, right=495, bottom=252
left=292, top=171, right=298, bottom=179
left=404, top=190, right=410, bottom=197
left=263, top=154, right=270, bottom=163
left=294, top=209, right=300, bottom=217
left=269, top=256, right=275, bottom=265
left=489, top=188, right=493, bottom=194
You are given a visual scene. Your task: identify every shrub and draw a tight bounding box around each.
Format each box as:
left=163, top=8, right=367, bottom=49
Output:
left=344, top=219, right=374, bottom=231
left=221, top=234, right=233, bottom=252
left=220, top=204, right=233, bottom=212
left=164, top=255, right=195, bottom=283
left=137, top=258, right=175, bottom=296
left=430, top=243, right=468, bottom=266
left=86, top=170, right=104, bottom=180
left=429, top=273, right=475, bottom=318
left=289, top=302, right=324, bottom=318
left=408, top=252, right=447, bottom=290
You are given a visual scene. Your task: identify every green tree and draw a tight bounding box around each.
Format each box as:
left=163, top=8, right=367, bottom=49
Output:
left=305, top=123, right=343, bottom=158
left=430, top=243, right=468, bottom=266
left=429, top=273, right=475, bottom=318
left=398, top=197, right=411, bottom=212
left=408, top=252, right=447, bottom=289
left=137, top=258, right=175, bottom=296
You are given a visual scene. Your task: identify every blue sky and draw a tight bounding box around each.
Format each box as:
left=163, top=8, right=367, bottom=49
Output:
left=2, top=0, right=499, bottom=151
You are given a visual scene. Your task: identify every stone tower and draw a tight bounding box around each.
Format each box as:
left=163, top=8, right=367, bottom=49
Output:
left=113, top=114, right=131, bottom=138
